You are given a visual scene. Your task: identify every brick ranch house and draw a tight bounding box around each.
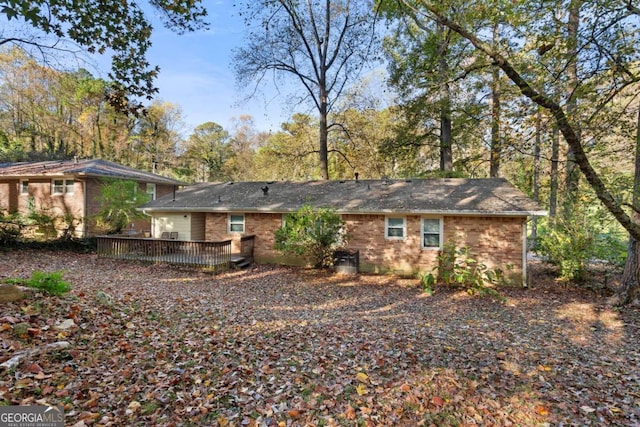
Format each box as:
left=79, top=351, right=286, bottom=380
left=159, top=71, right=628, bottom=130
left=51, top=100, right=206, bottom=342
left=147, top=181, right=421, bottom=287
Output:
left=0, top=159, right=183, bottom=237
left=139, top=178, right=545, bottom=285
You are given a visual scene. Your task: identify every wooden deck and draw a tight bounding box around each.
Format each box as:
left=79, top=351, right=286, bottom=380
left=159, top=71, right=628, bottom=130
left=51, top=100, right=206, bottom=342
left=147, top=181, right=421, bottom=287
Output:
left=97, top=235, right=255, bottom=272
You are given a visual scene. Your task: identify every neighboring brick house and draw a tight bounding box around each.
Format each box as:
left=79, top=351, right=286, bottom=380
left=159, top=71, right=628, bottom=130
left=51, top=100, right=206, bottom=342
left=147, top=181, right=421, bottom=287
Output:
left=0, top=159, right=183, bottom=237
left=139, top=178, right=545, bottom=285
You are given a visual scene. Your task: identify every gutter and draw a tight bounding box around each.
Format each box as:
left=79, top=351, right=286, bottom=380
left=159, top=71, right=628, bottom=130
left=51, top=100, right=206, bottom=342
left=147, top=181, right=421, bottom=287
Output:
left=138, top=206, right=548, bottom=217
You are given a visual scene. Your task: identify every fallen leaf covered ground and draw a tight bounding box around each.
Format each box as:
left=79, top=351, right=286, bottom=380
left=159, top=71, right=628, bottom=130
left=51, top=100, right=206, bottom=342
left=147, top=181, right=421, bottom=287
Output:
left=1, top=249, right=639, bottom=426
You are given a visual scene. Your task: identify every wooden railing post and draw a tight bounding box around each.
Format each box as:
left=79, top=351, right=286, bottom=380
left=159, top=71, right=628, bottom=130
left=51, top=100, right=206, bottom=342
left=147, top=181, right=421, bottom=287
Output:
left=96, top=235, right=233, bottom=272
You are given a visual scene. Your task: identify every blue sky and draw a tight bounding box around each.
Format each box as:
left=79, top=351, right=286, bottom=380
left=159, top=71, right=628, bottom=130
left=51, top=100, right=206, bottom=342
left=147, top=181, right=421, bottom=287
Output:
left=123, top=0, right=290, bottom=135
left=119, top=0, right=387, bottom=137
left=3, top=0, right=386, bottom=137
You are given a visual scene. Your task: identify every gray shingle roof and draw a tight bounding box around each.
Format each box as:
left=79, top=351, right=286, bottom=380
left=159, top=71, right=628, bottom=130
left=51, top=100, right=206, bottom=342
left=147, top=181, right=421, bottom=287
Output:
left=140, top=178, right=546, bottom=216
left=0, top=159, right=184, bottom=185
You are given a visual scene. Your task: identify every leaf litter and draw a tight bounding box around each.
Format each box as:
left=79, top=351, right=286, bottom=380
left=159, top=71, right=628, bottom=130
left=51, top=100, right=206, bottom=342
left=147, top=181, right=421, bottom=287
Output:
left=1, top=249, right=639, bottom=426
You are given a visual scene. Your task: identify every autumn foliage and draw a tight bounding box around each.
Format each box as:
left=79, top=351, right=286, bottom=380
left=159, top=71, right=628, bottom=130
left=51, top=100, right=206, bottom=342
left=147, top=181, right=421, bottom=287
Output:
left=0, top=250, right=639, bottom=426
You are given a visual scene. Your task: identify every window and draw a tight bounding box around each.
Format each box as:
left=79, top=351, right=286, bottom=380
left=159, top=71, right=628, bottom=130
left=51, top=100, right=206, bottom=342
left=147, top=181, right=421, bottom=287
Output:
left=385, top=217, right=405, bottom=239
left=146, top=183, right=156, bottom=200
left=52, top=179, right=74, bottom=195
left=20, top=180, right=29, bottom=195
left=229, top=214, right=245, bottom=233
left=422, top=218, right=442, bottom=249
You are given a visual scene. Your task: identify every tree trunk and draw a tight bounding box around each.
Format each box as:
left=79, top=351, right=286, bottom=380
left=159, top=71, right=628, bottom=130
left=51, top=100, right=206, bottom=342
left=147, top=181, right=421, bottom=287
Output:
left=489, top=23, right=501, bottom=178
left=420, top=2, right=640, bottom=240
left=531, top=107, right=542, bottom=243
left=437, top=24, right=453, bottom=173
left=440, top=98, right=453, bottom=172
left=618, top=106, right=640, bottom=304
left=489, top=66, right=501, bottom=177
left=319, top=89, right=329, bottom=180
left=549, top=124, right=559, bottom=218
left=619, top=235, right=640, bottom=305
left=564, top=0, right=581, bottom=205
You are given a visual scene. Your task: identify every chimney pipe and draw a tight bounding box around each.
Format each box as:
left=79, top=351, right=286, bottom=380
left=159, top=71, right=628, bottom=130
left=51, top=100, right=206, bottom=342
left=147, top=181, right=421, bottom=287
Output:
left=354, top=172, right=359, bottom=181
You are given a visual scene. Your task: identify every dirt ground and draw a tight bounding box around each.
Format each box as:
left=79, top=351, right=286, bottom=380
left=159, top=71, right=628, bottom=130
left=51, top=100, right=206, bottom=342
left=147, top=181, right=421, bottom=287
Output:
left=1, top=249, right=639, bottom=426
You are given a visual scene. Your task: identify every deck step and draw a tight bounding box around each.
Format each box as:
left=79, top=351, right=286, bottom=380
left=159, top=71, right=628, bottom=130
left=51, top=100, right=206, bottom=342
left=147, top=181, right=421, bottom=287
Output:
left=230, top=256, right=251, bottom=269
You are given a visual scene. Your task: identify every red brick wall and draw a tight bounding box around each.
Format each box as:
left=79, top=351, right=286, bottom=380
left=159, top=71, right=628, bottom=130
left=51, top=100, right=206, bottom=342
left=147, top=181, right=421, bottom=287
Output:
left=204, top=211, right=526, bottom=284
left=83, top=179, right=166, bottom=236
left=0, top=177, right=86, bottom=237
left=0, top=180, right=17, bottom=213
left=156, top=184, right=176, bottom=199
left=0, top=177, right=167, bottom=237
left=344, top=214, right=439, bottom=274
left=444, top=216, right=524, bottom=283
left=205, top=212, right=283, bottom=258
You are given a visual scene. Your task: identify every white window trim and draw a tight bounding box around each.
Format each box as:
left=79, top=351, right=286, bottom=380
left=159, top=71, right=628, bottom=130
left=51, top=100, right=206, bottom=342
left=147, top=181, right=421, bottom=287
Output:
left=52, top=178, right=74, bottom=195
left=146, top=183, right=156, bottom=200
left=228, top=213, right=245, bottom=234
left=421, top=217, right=443, bottom=250
left=385, top=216, right=406, bottom=240
left=20, top=179, right=29, bottom=195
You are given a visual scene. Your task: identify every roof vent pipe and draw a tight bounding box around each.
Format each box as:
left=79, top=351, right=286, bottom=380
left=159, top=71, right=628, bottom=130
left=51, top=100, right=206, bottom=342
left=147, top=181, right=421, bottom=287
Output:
left=261, top=185, right=269, bottom=196
left=354, top=172, right=359, bottom=181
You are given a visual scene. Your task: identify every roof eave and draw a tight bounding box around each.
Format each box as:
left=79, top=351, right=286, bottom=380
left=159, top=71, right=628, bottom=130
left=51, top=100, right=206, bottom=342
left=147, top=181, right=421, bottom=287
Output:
left=139, top=206, right=548, bottom=217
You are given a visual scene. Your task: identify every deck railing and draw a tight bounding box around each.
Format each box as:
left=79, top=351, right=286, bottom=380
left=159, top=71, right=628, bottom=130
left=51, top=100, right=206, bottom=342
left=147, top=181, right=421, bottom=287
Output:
left=96, top=236, right=233, bottom=271
left=240, top=235, right=255, bottom=263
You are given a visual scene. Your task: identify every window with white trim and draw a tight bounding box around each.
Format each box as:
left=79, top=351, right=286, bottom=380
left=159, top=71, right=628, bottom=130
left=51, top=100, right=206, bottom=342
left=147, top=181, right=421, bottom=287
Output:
left=146, top=183, right=156, bottom=200
left=20, top=180, right=29, bottom=195
left=385, top=217, right=405, bottom=239
left=52, top=179, right=74, bottom=195
left=229, top=214, right=245, bottom=233
left=421, top=218, right=442, bottom=249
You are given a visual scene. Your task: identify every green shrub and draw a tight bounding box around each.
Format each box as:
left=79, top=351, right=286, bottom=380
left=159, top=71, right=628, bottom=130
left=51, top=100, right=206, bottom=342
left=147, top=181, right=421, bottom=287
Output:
left=3, top=271, right=71, bottom=296
left=421, top=241, right=506, bottom=301
left=274, top=205, right=346, bottom=268
left=593, top=232, right=627, bottom=267
left=537, top=215, right=595, bottom=282
left=95, top=178, right=150, bottom=234
left=0, top=214, right=22, bottom=246
left=418, top=271, right=436, bottom=295
left=28, top=271, right=71, bottom=295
